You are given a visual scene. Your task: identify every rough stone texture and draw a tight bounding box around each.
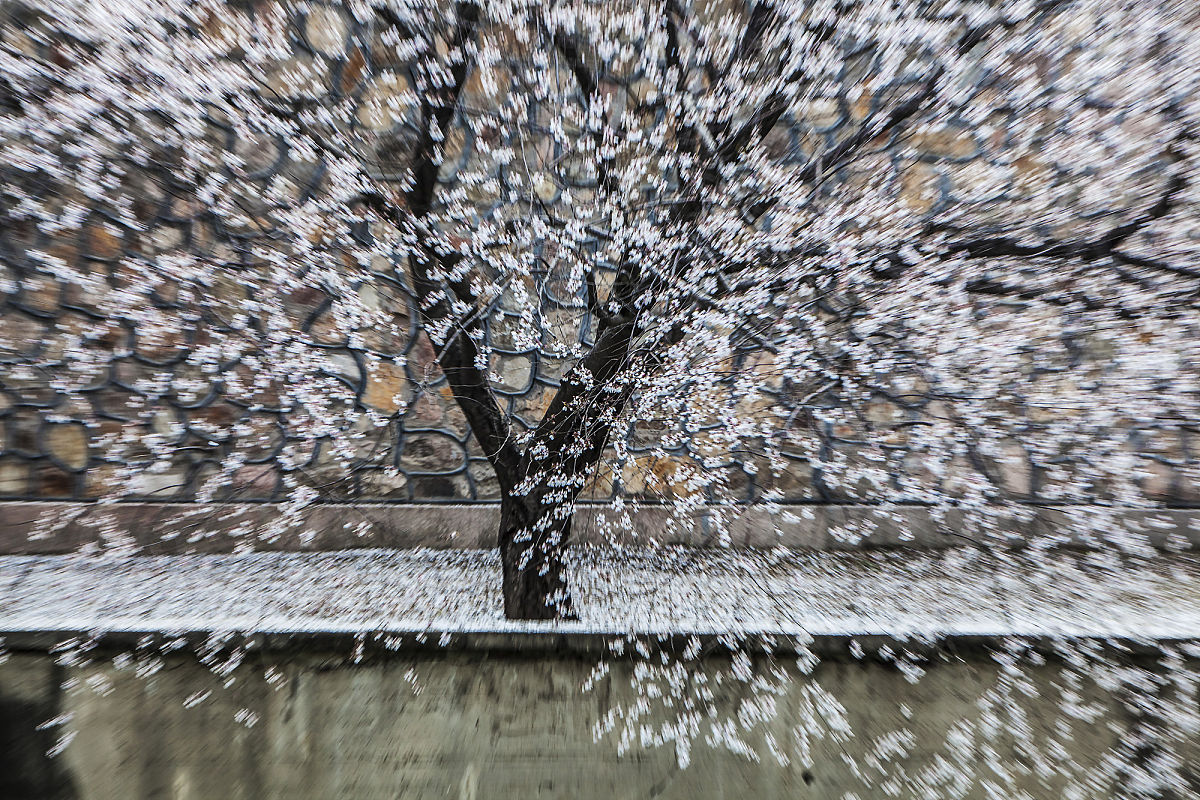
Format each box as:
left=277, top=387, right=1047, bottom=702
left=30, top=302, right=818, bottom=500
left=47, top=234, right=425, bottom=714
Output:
left=43, top=424, right=88, bottom=472
left=304, top=6, right=348, bottom=57
left=0, top=2, right=1196, bottom=507
left=0, top=648, right=1193, bottom=799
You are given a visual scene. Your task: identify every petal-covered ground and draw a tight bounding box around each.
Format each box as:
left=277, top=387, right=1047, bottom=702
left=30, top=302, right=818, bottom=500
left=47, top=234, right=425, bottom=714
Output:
left=1, top=547, right=1198, bottom=641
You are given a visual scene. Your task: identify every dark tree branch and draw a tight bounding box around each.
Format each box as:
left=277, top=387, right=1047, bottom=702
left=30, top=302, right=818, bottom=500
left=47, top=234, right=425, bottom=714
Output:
left=961, top=276, right=1138, bottom=318
left=0, top=77, right=22, bottom=115
left=550, top=28, right=617, bottom=195
left=663, top=8, right=704, bottom=161
left=664, top=0, right=718, bottom=86
left=731, top=1, right=775, bottom=65
left=867, top=164, right=1197, bottom=316
left=930, top=171, right=1189, bottom=267
left=1112, top=251, right=1200, bottom=281
left=361, top=4, right=522, bottom=487
left=551, top=29, right=596, bottom=98
left=372, top=3, right=414, bottom=38
left=406, top=3, right=478, bottom=217
left=746, top=67, right=943, bottom=219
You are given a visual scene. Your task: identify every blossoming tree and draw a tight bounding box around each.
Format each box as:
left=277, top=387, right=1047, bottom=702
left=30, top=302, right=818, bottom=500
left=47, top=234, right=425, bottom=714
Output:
left=2, top=0, right=1198, bottom=619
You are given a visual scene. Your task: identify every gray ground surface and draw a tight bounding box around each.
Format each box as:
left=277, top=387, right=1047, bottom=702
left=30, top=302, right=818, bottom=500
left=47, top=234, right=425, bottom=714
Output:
left=1, top=547, right=1198, bottom=639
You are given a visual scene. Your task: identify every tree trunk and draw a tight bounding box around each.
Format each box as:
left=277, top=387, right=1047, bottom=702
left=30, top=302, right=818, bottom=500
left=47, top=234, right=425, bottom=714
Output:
left=498, top=494, right=575, bottom=620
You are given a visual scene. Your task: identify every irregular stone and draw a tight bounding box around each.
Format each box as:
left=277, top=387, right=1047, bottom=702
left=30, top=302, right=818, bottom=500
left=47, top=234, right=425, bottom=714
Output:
left=752, top=453, right=815, bottom=499
left=231, top=464, right=279, bottom=496
left=406, top=391, right=446, bottom=426
left=579, top=459, right=616, bottom=500
left=306, top=6, right=348, bottom=57
left=265, top=56, right=328, bottom=101
left=400, top=432, right=465, bottom=473
left=796, top=97, right=842, bottom=129
left=849, top=88, right=873, bottom=120
left=1141, top=459, right=1175, bottom=500
left=149, top=224, right=185, bottom=251
left=45, top=422, right=89, bottom=471
left=1011, top=153, right=1053, bottom=195
left=899, top=163, right=941, bottom=214
left=363, top=360, right=411, bottom=414
left=36, top=464, right=73, bottom=497
left=999, top=440, right=1031, bottom=497
left=405, top=332, right=444, bottom=384
left=357, top=71, right=413, bottom=131
left=84, top=224, right=122, bottom=259
left=491, top=355, right=533, bottom=393
left=912, top=125, right=979, bottom=160
left=620, top=454, right=700, bottom=498
left=83, top=463, right=122, bottom=498
left=409, top=473, right=469, bottom=499
left=21, top=274, right=59, bottom=313
left=340, top=47, right=366, bottom=93
left=0, top=313, right=46, bottom=359
left=512, top=383, right=552, bottom=423
left=0, top=459, right=28, bottom=495
left=467, top=459, right=500, bottom=499
left=429, top=386, right=471, bottom=438
left=359, top=468, right=409, bottom=499
left=534, top=175, right=558, bottom=203
left=441, top=126, right=469, bottom=175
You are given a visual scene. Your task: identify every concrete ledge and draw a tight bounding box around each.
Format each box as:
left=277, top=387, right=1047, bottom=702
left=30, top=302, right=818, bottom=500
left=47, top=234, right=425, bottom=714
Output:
left=2, top=628, right=1194, bottom=661
left=2, top=501, right=1198, bottom=554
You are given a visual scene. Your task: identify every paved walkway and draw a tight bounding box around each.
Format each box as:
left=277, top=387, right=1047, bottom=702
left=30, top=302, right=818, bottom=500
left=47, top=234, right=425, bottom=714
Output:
left=2, top=547, right=1199, bottom=643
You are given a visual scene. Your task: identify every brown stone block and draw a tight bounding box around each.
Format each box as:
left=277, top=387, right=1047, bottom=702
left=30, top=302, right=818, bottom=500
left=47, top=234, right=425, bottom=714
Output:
left=84, top=224, right=122, bottom=259
left=341, top=47, right=366, bottom=93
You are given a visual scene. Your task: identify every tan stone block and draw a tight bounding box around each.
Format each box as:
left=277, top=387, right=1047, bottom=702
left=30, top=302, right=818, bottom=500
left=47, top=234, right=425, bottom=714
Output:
left=795, top=97, right=841, bottom=129
left=83, top=463, right=123, bottom=498
left=579, top=460, right=616, bottom=500
left=911, top=126, right=978, bottom=160
left=21, top=274, right=60, bottom=313
left=1141, top=460, right=1175, bottom=500
left=513, top=384, right=553, bottom=423
left=998, top=440, right=1031, bottom=497
left=362, top=361, right=411, bottom=415
left=400, top=432, right=465, bottom=473
left=1011, top=153, right=1053, bottom=194
left=266, top=56, right=328, bottom=101
left=45, top=422, right=89, bottom=471
left=865, top=401, right=899, bottom=425
left=359, top=468, right=409, bottom=499
left=899, top=163, right=941, bottom=213
left=357, top=71, right=414, bottom=131
left=0, top=459, right=28, bottom=495
left=305, top=6, right=347, bottom=56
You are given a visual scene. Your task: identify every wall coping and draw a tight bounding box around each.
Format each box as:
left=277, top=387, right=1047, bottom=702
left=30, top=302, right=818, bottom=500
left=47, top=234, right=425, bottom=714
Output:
left=2, top=500, right=1199, bottom=554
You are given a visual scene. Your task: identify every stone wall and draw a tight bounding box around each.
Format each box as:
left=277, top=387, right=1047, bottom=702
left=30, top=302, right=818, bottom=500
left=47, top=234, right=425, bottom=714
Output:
left=1, top=1, right=1197, bottom=506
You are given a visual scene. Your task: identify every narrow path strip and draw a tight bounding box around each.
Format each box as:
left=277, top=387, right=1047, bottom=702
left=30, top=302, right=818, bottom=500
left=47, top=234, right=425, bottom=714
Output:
left=2, top=548, right=1198, bottom=644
